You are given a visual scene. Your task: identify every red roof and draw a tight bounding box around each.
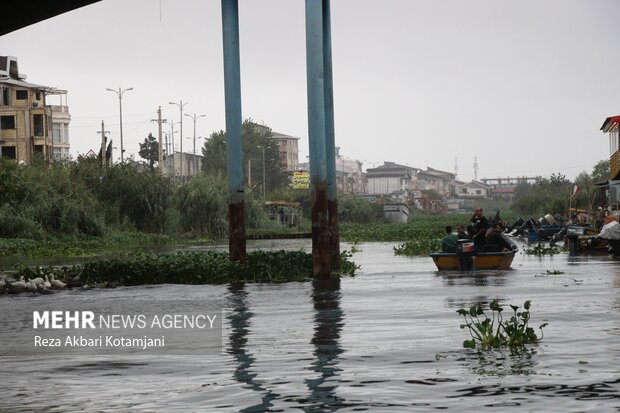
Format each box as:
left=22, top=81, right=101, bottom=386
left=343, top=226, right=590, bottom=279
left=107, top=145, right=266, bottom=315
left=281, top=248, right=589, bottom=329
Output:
left=601, top=115, right=620, bottom=132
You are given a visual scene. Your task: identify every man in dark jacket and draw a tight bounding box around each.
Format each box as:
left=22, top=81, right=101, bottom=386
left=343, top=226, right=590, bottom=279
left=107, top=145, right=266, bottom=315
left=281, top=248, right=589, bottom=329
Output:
left=456, top=224, right=470, bottom=240
left=471, top=207, right=489, bottom=251
left=484, top=222, right=511, bottom=252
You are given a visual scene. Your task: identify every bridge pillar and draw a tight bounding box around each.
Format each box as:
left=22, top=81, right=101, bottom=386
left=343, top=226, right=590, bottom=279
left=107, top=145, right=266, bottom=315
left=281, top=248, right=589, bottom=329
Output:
left=222, top=0, right=246, bottom=263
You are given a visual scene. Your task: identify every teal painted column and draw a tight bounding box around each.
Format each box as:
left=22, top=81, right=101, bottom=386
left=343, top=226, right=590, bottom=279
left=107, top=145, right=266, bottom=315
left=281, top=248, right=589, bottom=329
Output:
left=305, top=0, right=330, bottom=277
left=222, top=0, right=246, bottom=263
left=322, top=0, right=340, bottom=269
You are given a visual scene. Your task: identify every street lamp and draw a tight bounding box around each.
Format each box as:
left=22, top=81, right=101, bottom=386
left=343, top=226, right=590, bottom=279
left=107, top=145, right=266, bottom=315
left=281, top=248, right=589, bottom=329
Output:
left=257, top=145, right=271, bottom=198
left=169, top=100, right=188, bottom=176
left=184, top=113, right=206, bottom=156
left=105, top=87, right=133, bottom=163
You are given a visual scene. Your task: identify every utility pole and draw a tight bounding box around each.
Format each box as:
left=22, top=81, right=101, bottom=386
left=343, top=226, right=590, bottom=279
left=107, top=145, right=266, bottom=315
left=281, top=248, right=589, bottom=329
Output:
left=169, top=100, right=188, bottom=177
left=169, top=121, right=179, bottom=175
left=151, top=107, right=167, bottom=174
left=97, top=120, right=110, bottom=168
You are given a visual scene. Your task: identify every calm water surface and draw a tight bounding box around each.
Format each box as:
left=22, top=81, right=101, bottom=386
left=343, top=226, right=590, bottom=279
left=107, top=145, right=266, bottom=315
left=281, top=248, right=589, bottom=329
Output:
left=1, top=241, right=620, bottom=412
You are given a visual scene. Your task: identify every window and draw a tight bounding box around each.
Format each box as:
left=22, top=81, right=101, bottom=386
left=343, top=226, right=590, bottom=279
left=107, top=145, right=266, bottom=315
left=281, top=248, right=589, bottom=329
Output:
left=15, top=90, right=28, bottom=100
left=64, top=124, right=69, bottom=144
left=35, top=91, right=41, bottom=100
left=476, top=189, right=481, bottom=195
left=33, top=114, right=44, bottom=136
left=461, top=188, right=467, bottom=194
left=52, top=124, right=61, bottom=143
left=0, top=87, right=7, bottom=105
left=0, top=115, right=15, bottom=129
left=612, top=129, right=620, bottom=155
left=2, top=146, right=15, bottom=159
left=1, top=146, right=16, bottom=159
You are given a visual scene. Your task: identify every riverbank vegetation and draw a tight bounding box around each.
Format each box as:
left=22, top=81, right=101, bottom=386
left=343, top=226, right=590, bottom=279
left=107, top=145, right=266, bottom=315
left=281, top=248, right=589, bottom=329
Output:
left=4, top=250, right=358, bottom=290
left=1, top=152, right=608, bottom=262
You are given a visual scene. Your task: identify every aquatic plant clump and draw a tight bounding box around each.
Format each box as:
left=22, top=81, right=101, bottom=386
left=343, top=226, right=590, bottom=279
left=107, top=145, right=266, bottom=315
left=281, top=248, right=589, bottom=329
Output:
left=3, top=250, right=358, bottom=290
left=457, top=299, right=547, bottom=349
left=524, top=244, right=561, bottom=256
left=393, top=239, right=441, bottom=256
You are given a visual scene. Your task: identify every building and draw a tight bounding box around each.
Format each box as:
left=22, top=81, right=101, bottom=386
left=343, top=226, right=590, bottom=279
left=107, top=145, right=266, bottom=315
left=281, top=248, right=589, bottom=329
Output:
left=600, top=115, right=620, bottom=209
left=298, top=147, right=364, bottom=193
left=0, top=56, right=70, bottom=163
left=456, top=180, right=491, bottom=198
left=270, top=131, right=299, bottom=172
left=481, top=177, right=537, bottom=201
left=365, top=162, right=419, bottom=196
left=163, top=152, right=203, bottom=178
left=416, top=167, right=457, bottom=198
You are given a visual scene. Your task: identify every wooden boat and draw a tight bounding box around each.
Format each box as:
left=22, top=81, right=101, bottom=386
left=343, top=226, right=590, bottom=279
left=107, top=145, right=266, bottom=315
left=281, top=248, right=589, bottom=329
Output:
left=430, top=250, right=516, bottom=271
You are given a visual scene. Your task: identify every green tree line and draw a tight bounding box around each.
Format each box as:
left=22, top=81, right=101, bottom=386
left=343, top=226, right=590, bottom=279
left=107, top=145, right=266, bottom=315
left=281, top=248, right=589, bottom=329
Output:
left=511, top=160, right=609, bottom=217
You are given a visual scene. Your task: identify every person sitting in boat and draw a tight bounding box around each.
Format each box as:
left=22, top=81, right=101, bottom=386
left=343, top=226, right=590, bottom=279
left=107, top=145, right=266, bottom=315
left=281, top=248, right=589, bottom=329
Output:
left=441, top=226, right=458, bottom=253
left=470, top=207, right=489, bottom=251
left=456, top=224, right=470, bottom=240
left=484, top=222, right=512, bottom=252
left=587, top=215, right=620, bottom=246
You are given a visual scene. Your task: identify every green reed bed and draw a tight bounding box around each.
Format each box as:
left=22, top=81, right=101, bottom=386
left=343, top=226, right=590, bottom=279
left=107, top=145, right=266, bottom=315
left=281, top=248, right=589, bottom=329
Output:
left=8, top=250, right=358, bottom=288
left=341, top=215, right=463, bottom=243
left=0, top=232, right=175, bottom=259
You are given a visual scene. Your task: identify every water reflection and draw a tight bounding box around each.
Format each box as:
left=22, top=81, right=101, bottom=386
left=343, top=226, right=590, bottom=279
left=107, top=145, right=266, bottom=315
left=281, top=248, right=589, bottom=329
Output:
left=459, top=347, right=538, bottom=377
left=440, top=272, right=509, bottom=288
left=227, top=283, right=279, bottom=412
left=304, top=277, right=345, bottom=412
left=445, top=296, right=491, bottom=309
left=451, top=377, right=620, bottom=401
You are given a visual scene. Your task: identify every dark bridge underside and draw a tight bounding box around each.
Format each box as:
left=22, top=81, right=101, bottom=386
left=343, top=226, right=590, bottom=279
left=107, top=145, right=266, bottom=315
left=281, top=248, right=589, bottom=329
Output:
left=1, top=0, right=101, bottom=36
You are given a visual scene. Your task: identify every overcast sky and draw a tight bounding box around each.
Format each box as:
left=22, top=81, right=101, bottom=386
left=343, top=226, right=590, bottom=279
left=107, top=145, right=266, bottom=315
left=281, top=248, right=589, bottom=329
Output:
left=1, top=0, right=619, bottom=182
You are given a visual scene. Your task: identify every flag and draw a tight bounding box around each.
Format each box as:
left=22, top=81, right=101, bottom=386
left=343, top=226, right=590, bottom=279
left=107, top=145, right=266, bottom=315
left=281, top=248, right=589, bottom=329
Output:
left=571, top=185, right=579, bottom=198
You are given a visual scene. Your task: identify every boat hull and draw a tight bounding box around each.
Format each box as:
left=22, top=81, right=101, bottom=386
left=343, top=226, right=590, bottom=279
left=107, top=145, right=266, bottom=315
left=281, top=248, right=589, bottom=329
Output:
left=429, top=251, right=516, bottom=271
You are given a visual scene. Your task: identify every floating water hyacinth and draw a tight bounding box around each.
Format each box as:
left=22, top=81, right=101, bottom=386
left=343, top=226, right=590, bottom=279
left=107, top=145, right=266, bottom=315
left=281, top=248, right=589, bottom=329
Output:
left=457, top=299, right=547, bottom=349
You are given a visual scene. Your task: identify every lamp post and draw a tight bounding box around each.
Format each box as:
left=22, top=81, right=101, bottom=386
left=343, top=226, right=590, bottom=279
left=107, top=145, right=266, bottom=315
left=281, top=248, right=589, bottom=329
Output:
left=257, top=145, right=271, bottom=198
left=105, top=87, right=133, bottom=163
left=184, top=113, right=205, bottom=156
left=169, top=100, right=188, bottom=176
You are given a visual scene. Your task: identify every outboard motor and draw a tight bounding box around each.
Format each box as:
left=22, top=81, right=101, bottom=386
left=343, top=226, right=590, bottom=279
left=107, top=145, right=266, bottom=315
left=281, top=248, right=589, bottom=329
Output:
left=456, top=239, right=475, bottom=271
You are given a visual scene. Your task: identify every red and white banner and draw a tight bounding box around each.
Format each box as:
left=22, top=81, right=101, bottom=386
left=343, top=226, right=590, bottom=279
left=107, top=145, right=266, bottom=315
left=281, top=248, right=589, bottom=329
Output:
left=571, top=185, right=580, bottom=198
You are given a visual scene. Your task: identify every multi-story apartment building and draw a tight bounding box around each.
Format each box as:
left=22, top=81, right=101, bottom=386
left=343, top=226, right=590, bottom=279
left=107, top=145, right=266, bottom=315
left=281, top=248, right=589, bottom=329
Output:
left=298, top=147, right=364, bottom=194
left=365, top=162, right=419, bottom=196
left=270, top=131, right=299, bottom=172
left=0, top=56, right=70, bottom=163
left=416, top=167, right=457, bottom=198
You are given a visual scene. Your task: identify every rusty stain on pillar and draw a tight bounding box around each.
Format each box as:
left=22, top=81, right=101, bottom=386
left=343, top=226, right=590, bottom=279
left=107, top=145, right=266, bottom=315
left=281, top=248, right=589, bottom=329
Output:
left=306, top=0, right=330, bottom=278
left=222, top=0, right=246, bottom=263
left=322, top=0, right=339, bottom=270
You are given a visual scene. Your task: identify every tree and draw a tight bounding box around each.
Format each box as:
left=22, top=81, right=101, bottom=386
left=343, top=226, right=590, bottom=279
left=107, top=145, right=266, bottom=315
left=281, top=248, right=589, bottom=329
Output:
left=138, top=133, right=159, bottom=169
left=201, top=119, right=290, bottom=195
left=592, top=159, right=610, bottom=183
left=573, top=171, right=595, bottom=212
left=512, top=173, right=572, bottom=216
